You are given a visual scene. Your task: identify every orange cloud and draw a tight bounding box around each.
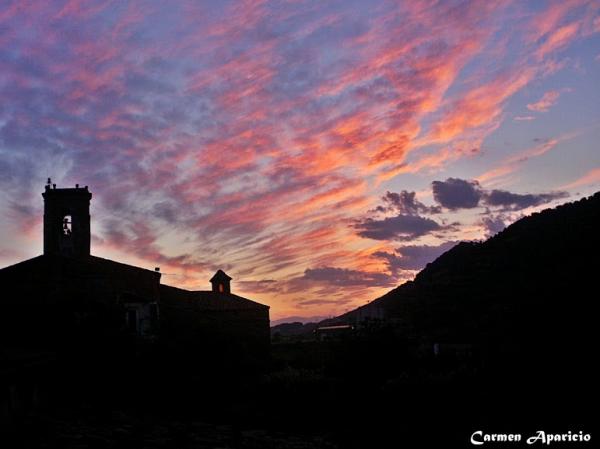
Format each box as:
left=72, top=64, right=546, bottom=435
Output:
left=0, top=0, right=594, bottom=320
left=430, top=68, right=535, bottom=144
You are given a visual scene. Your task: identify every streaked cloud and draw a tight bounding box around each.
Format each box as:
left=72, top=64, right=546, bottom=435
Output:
left=0, top=0, right=598, bottom=320
left=430, top=178, right=568, bottom=212
left=484, top=189, right=568, bottom=211
left=560, top=167, right=600, bottom=189
left=355, top=214, right=446, bottom=242
left=527, top=89, right=567, bottom=112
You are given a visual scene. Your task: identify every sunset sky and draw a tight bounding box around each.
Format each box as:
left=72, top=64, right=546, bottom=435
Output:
left=1, top=0, right=599, bottom=322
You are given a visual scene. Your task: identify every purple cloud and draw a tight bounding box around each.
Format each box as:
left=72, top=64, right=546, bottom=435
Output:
left=431, top=178, right=569, bottom=212
left=374, top=190, right=441, bottom=215
left=373, top=241, right=460, bottom=274
left=302, top=266, right=395, bottom=288
left=0, top=1, right=590, bottom=318
left=432, top=178, right=483, bottom=210
left=355, top=214, right=444, bottom=241
left=483, top=189, right=569, bottom=211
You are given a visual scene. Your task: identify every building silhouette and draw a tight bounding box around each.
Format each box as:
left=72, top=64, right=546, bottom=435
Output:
left=0, top=182, right=270, bottom=362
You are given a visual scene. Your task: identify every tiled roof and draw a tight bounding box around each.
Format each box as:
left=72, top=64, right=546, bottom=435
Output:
left=1, top=254, right=268, bottom=310
left=160, top=284, right=268, bottom=310
left=0, top=253, right=161, bottom=302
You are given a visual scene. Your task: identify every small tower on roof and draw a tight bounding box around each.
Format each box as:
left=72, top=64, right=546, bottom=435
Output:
left=210, top=270, right=232, bottom=294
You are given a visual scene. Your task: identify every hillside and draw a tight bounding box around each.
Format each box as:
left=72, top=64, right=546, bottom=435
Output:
left=325, top=192, right=599, bottom=354
left=270, top=321, right=319, bottom=340
left=263, top=193, right=599, bottom=447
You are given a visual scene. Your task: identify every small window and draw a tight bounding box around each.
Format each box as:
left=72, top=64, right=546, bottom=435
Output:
left=218, top=283, right=224, bottom=293
left=62, top=215, right=72, bottom=236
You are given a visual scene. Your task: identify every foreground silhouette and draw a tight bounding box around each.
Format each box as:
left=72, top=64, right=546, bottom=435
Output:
left=271, top=193, right=598, bottom=447
left=1, top=191, right=598, bottom=448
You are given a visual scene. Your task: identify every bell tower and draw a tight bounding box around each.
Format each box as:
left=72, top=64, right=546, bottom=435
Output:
left=42, top=180, right=92, bottom=258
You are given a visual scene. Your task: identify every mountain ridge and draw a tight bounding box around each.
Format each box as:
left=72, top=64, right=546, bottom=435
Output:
left=312, top=192, right=599, bottom=348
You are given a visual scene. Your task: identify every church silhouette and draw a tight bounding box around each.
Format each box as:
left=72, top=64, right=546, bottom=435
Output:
left=0, top=181, right=270, bottom=363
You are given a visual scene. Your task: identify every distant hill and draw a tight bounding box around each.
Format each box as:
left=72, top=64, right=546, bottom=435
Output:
left=321, top=192, right=599, bottom=356
left=270, top=321, right=319, bottom=339
left=270, top=315, right=329, bottom=327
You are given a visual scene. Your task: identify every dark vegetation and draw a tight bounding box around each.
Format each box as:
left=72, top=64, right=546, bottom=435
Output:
left=2, top=193, right=599, bottom=448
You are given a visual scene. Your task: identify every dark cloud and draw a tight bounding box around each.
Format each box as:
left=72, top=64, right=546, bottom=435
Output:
left=297, top=298, right=345, bottom=307
left=431, top=178, right=569, bottom=212
left=480, top=215, right=508, bottom=238
left=152, top=201, right=179, bottom=224
left=271, top=315, right=329, bottom=326
left=483, top=189, right=568, bottom=211
left=7, top=201, right=36, bottom=221
left=355, top=214, right=443, bottom=241
left=374, top=190, right=441, bottom=215
left=302, top=266, right=395, bottom=288
left=431, top=178, right=482, bottom=209
left=0, top=1, right=586, bottom=318
left=237, top=279, right=280, bottom=294
left=373, top=241, right=458, bottom=274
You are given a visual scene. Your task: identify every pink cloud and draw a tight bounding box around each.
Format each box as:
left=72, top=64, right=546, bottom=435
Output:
left=535, top=22, right=581, bottom=60
left=0, top=0, right=594, bottom=319
left=428, top=68, right=536, bottom=144
left=527, top=90, right=561, bottom=112
left=477, top=131, right=580, bottom=186
left=560, top=167, right=600, bottom=189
